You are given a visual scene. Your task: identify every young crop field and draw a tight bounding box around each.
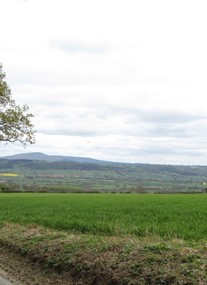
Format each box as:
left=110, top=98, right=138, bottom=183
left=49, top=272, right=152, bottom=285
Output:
left=2, top=193, right=207, bottom=284
left=0, top=193, right=207, bottom=240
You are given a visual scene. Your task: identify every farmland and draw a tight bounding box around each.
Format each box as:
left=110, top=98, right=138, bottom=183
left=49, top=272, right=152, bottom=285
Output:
left=0, top=157, right=207, bottom=193
left=1, top=155, right=207, bottom=284
left=0, top=193, right=207, bottom=240
left=1, top=193, right=207, bottom=284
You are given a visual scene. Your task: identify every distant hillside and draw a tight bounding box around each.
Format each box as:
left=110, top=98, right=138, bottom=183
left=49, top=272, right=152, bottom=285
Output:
left=2, top=152, right=109, bottom=164
left=1, top=153, right=207, bottom=176
left=0, top=152, right=207, bottom=193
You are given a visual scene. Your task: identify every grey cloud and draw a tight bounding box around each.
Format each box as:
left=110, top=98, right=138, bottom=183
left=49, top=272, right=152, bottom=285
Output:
left=39, top=128, right=97, bottom=137
left=35, top=104, right=207, bottom=140
left=90, top=104, right=205, bottom=125
left=123, top=143, right=205, bottom=158
left=118, top=107, right=206, bottom=124
left=78, top=142, right=204, bottom=161
left=149, top=119, right=207, bottom=138
left=139, top=111, right=204, bottom=124
left=139, top=147, right=204, bottom=157
left=147, top=124, right=191, bottom=138
left=38, top=124, right=125, bottom=137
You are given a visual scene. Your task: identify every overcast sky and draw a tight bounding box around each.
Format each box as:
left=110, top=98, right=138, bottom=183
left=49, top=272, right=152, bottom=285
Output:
left=1, top=0, right=207, bottom=164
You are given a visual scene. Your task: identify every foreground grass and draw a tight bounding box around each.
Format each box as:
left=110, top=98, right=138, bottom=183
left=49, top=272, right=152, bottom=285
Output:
left=1, top=193, right=207, bottom=240
left=1, top=194, right=207, bottom=284
left=1, top=223, right=207, bottom=285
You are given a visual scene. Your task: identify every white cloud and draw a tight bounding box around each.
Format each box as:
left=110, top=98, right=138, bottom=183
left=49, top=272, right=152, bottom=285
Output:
left=1, top=0, right=207, bottom=164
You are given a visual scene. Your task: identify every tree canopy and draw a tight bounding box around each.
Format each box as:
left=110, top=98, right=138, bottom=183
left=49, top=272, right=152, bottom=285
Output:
left=0, top=64, right=35, bottom=145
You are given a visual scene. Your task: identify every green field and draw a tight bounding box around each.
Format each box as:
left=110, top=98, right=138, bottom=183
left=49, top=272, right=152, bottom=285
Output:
left=0, top=193, right=207, bottom=240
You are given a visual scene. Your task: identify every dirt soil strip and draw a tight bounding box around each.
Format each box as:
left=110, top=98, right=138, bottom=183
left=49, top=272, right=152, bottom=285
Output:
left=0, top=267, right=20, bottom=285
left=0, top=272, right=17, bottom=285
left=0, top=246, right=74, bottom=285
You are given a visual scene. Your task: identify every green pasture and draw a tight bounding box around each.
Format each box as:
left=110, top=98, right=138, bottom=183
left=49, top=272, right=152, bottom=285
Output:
left=0, top=193, right=207, bottom=240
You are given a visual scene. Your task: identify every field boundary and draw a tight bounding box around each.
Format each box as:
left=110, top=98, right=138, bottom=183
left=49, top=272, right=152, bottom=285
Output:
left=0, top=223, right=207, bottom=285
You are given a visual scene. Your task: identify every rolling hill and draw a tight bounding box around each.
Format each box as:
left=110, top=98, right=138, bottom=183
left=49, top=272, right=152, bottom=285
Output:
left=0, top=152, right=207, bottom=193
left=2, top=152, right=109, bottom=164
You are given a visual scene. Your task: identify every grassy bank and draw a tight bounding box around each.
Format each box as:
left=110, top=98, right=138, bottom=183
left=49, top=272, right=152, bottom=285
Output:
left=1, top=223, right=207, bottom=285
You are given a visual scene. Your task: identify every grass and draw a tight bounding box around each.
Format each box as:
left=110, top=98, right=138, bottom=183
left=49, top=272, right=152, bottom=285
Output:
left=1, top=193, right=207, bottom=284
left=1, top=193, right=207, bottom=240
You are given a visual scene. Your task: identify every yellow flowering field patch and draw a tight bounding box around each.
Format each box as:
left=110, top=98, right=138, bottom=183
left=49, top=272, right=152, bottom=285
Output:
left=0, top=173, right=18, bottom=177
